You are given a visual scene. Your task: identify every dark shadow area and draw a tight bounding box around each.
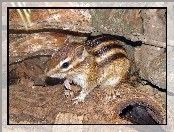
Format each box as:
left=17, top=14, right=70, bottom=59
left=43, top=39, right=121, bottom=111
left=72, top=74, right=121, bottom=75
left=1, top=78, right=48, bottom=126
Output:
left=119, top=103, right=160, bottom=124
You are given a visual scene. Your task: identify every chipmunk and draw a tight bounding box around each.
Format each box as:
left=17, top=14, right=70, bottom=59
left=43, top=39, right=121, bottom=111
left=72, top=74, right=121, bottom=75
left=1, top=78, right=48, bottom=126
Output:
left=46, top=35, right=130, bottom=104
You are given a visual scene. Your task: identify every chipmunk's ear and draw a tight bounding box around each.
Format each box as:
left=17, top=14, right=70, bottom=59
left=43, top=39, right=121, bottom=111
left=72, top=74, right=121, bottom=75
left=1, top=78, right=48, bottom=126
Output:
left=75, top=45, right=88, bottom=61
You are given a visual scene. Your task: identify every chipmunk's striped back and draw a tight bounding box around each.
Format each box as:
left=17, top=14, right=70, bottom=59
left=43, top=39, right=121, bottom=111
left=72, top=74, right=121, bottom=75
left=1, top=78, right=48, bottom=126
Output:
left=46, top=35, right=130, bottom=104
left=85, top=35, right=128, bottom=66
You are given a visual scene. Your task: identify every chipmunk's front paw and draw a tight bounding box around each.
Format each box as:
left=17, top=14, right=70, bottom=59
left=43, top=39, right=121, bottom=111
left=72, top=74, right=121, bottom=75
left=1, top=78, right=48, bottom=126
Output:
left=63, top=82, right=81, bottom=98
left=64, top=89, right=74, bottom=98
left=72, top=93, right=86, bottom=105
left=63, top=79, right=73, bottom=98
left=104, top=87, right=120, bottom=102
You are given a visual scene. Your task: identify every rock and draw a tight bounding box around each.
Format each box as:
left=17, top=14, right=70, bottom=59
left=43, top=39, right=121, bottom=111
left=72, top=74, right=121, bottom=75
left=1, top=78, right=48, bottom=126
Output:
left=167, top=51, right=174, bottom=93
left=135, top=44, right=165, bottom=70
left=141, top=9, right=166, bottom=43
left=139, top=53, right=166, bottom=89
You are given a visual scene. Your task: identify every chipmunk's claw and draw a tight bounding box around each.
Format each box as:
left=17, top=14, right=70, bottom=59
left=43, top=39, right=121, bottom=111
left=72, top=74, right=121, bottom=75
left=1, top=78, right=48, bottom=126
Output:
left=64, top=90, right=74, bottom=98
left=104, top=87, right=120, bottom=102
left=72, top=93, right=86, bottom=105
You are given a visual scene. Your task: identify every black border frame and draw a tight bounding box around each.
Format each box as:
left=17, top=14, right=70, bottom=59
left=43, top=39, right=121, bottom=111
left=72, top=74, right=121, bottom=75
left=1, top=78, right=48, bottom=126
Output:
left=7, top=7, right=167, bottom=125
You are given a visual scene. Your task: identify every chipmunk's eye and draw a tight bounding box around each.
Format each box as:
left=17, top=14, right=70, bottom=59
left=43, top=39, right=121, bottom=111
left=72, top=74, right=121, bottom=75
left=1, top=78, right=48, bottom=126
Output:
left=62, top=62, right=69, bottom=69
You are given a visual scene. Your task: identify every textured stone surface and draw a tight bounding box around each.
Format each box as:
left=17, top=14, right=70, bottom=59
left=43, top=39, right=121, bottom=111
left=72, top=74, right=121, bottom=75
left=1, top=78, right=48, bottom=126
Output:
left=9, top=8, right=91, bottom=64
left=134, top=8, right=166, bottom=89
left=135, top=8, right=166, bottom=89
left=147, top=53, right=166, bottom=89
left=141, top=9, right=166, bottom=43
left=139, top=53, right=166, bottom=89
left=89, top=9, right=143, bottom=35
left=167, top=51, right=174, bottom=93
left=134, top=44, right=166, bottom=89
left=135, top=44, right=165, bottom=69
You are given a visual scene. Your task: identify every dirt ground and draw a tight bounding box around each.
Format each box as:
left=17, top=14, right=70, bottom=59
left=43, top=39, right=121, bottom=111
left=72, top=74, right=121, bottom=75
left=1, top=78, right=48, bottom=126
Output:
left=9, top=78, right=166, bottom=124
